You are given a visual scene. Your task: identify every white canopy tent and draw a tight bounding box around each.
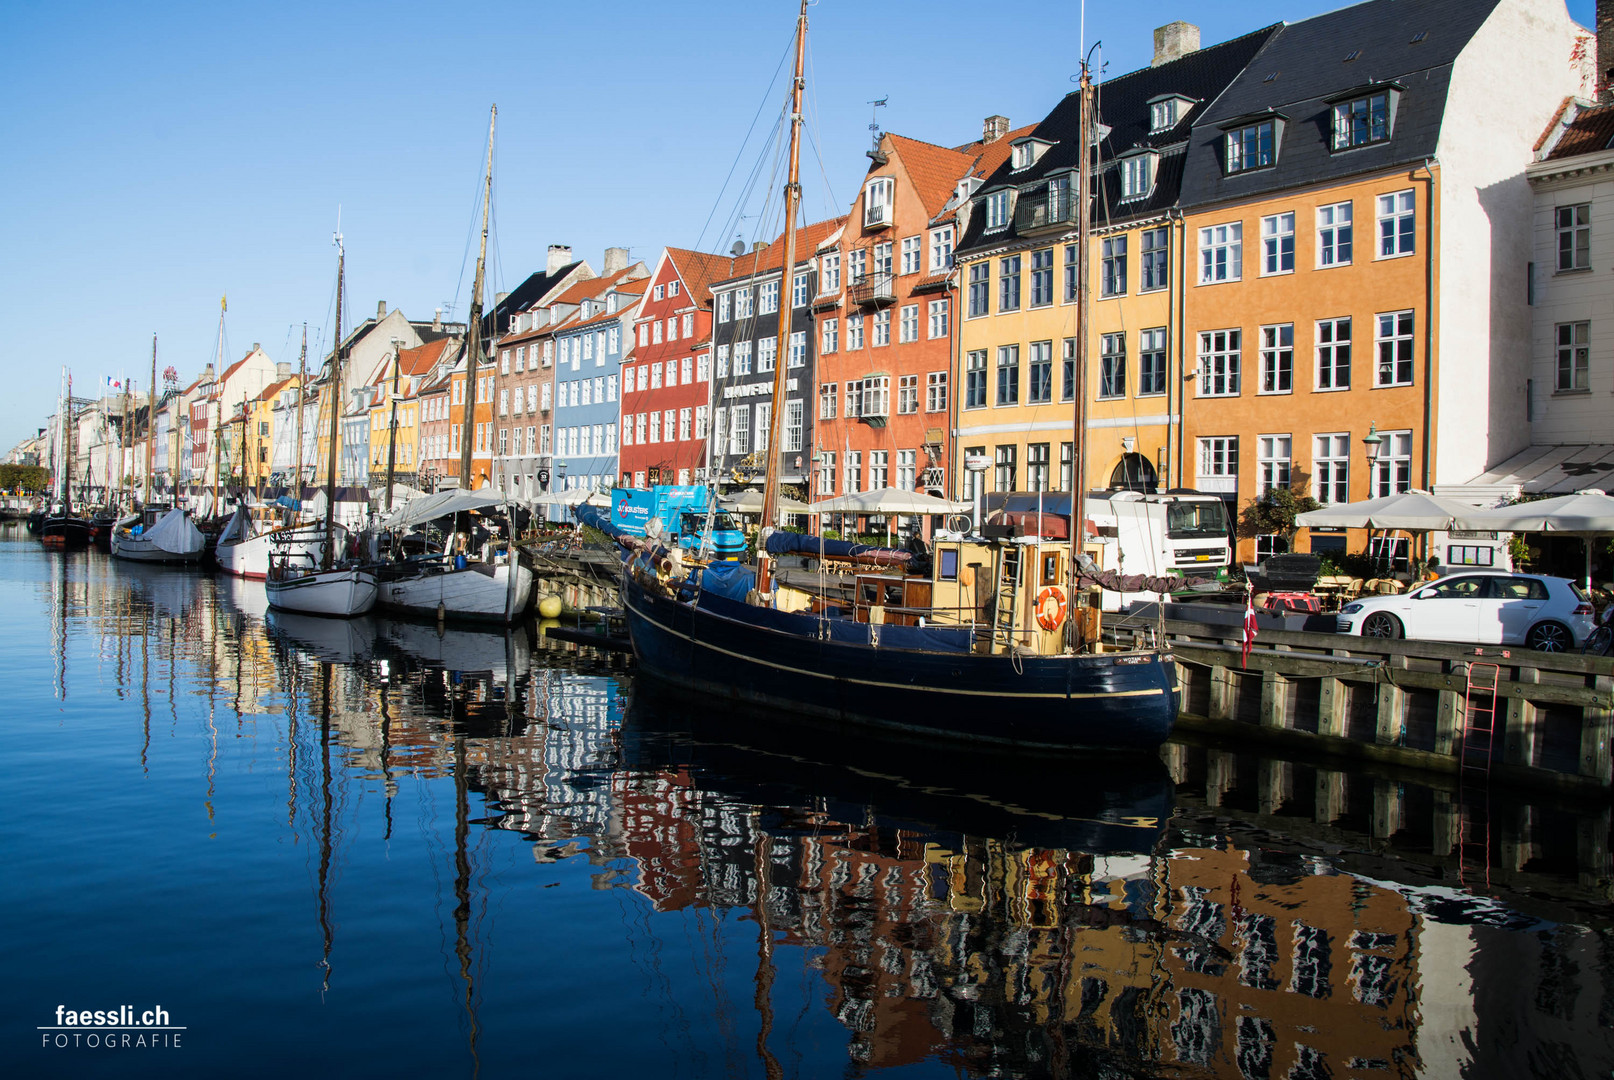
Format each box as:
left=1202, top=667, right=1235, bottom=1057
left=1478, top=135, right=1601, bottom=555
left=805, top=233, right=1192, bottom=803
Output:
left=1294, top=490, right=1476, bottom=531
left=719, top=489, right=812, bottom=514
left=1451, top=489, right=1614, bottom=589
left=812, top=487, right=973, bottom=516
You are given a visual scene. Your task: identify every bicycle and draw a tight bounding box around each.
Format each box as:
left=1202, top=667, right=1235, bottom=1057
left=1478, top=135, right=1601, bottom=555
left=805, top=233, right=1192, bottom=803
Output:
left=1584, top=606, right=1614, bottom=656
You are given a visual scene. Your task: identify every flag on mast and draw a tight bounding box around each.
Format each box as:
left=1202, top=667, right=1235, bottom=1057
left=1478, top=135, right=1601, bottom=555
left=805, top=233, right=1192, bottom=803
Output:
left=1241, top=585, right=1259, bottom=669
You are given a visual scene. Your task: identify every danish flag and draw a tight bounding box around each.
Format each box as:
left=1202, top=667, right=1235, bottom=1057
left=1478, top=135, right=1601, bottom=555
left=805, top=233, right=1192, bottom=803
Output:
left=1241, top=587, right=1258, bottom=669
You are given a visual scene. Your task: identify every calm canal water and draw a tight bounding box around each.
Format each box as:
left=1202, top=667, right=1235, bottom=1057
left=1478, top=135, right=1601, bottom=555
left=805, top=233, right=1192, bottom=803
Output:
left=2, top=523, right=1610, bottom=1079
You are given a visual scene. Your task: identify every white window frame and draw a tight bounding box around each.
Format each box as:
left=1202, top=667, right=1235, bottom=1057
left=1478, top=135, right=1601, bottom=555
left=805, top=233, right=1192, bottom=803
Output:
left=1260, top=212, right=1295, bottom=276
left=1376, top=189, right=1415, bottom=259
left=1557, top=204, right=1591, bottom=272
left=1556, top=320, right=1590, bottom=392
left=1316, top=317, right=1351, bottom=391
left=1198, top=222, right=1243, bottom=284
left=1374, top=310, right=1414, bottom=387
left=1258, top=323, right=1293, bottom=394
left=1257, top=434, right=1291, bottom=495
left=1317, top=202, right=1353, bottom=268
left=1197, top=329, right=1242, bottom=397
left=1313, top=433, right=1350, bottom=504
left=900, top=236, right=922, bottom=275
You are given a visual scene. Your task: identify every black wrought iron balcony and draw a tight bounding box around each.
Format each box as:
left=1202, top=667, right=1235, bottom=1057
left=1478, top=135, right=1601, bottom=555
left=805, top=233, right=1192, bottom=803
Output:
left=1014, top=187, right=1076, bottom=234
left=848, top=272, right=895, bottom=308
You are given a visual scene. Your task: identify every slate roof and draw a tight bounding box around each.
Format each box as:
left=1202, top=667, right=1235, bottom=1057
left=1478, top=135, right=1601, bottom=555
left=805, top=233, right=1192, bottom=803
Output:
left=959, top=23, right=1281, bottom=253
left=479, top=261, right=586, bottom=340
left=1178, top=0, right=1502, bottom=209
left=1542, top=98, right=1614, bottom=160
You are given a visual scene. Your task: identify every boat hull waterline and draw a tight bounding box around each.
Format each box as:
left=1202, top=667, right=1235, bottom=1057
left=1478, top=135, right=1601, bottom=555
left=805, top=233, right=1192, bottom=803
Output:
left=265, top=568, right=378, bottom=617
left=377, top=562, right=534, bottom=623
left=622, top=575, right=1179, bottom=753
left=216, top=528, right=325, bottom=579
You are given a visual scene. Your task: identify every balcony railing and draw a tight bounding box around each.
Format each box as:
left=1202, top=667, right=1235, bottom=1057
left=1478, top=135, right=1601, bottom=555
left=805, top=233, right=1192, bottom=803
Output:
left=1014, top=184, right=1075, bottom=233
left=848, top=272, right=895, bottom=308
left=863, top=201, right=893, bottom=229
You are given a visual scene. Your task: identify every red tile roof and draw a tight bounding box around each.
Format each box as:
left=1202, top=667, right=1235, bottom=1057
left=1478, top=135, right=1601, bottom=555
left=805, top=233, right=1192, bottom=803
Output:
left=881, top=134, right=980, bottom=221
left=255, top=377, right=293, bottom=402
left=665, top=247, right=737, bottom=310
left=1544, top=98, right=1614, bottom=160
left=712, top=216, right=848, bottom=286
left=398, top=337, right=455, bottom=377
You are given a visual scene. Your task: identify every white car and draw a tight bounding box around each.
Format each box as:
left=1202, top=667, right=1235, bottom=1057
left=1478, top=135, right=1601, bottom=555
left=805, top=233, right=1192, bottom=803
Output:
left=1336, top=571, right=1595, bottom=651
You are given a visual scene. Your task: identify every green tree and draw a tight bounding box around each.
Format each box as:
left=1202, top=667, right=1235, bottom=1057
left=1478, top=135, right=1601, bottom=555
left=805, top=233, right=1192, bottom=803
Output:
left=1241, top=485, right=1320, bottom=548
left=0, top=463, right=49, bottom=493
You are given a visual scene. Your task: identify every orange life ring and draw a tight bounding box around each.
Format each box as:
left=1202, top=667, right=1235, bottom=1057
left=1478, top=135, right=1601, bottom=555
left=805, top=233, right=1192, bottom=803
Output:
left=1035, top=585, right=1067, bottom=630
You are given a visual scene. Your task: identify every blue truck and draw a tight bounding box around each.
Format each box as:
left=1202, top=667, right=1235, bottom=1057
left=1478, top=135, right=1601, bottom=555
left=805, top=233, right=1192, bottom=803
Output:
left=609, top=485, right=747, bottom=559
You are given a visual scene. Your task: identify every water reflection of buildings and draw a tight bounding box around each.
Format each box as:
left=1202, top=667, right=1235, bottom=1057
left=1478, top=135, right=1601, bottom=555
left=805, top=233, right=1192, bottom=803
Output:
left=46, top=542, right=1614, bottom=1078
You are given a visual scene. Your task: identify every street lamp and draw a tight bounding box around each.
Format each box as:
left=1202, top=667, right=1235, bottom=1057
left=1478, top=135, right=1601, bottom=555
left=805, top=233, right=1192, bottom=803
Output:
left=556, top=459, right=568, bottom=490
left=1361, top=423, right=1383, bottom=496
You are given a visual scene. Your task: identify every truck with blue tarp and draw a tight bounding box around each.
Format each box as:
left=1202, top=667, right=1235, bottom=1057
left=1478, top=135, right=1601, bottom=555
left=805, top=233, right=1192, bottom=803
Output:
left=609, top=486, right=747, bottom=558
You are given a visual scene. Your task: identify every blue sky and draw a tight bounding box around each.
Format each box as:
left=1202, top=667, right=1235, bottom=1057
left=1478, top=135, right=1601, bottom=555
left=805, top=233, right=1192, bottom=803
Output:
left=0, top=0, right=1595, bottom=452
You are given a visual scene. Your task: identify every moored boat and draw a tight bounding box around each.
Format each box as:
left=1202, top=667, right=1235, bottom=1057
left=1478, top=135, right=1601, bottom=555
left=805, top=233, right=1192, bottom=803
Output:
left=110, top=505, right=206, bottom=563
left=214, top=503, right=326, bottom=579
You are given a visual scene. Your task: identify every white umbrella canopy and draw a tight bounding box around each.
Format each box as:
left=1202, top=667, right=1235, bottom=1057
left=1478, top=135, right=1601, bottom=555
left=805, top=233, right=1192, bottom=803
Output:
left=812, top=487, right=973, bottom=515
left=719, top=489, right=812, bottom=514
left=528, top=488, right=595, bottom=508
left=1295, top=489, right=1476, bottom=531
left=1452, top=489, right=1614, bottom=588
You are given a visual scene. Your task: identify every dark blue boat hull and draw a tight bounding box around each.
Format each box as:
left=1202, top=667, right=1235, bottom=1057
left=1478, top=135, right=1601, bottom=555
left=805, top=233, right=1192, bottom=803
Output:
left=622, top=575, right=1178, bottom=752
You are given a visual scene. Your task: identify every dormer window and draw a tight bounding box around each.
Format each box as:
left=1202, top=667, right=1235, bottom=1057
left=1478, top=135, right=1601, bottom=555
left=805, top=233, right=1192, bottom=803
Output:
left=1147, top=95, right=1195, bottom=133
left=864, top=177, right=895, bottom=228
left=606, top=293, right=618, bottom=314
left=985, top=189, right=1012, bottom=231
left=1328, top=85, right=1400, bottom=151
left=1118, top=151, right=1157, bottom=201
left=1221, top=112, right=1284, bottom=174
left=1010, top=137, right=1054, bottom=172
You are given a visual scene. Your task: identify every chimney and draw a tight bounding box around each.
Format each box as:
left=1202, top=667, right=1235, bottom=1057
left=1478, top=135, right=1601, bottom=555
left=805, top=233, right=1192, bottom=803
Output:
left=1152, top=21, right=1200, bottom=67
left=376, top=300, right=387, bottom=320
left=1600, top=0, right=1614, bottom=100
left=251, top=342, right=260, bottom=353
left=495, top=291, right=510, bottom=307
left=547, top=244, right=573, bottom=274
left=433, top=307, right=442, bottom=332
left=752, top=240, right=769, bottom=253
left=276, top=362, right=291, bottom=378
left=982, top=115, right=1010, bottom=142
left=603, top=246, right=629, bottom=275
left=202, top=363, right=214, bottom=381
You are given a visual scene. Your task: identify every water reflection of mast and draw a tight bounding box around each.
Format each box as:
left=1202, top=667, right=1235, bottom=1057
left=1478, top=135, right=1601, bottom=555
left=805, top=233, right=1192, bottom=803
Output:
left=452, top=728, right=482, bottom=1076
left=317, top=661, right=335, bottom=995
left=52, top=550, right=66, bottom=700
left=751, top=815, right=783, bottom=1080
left=140, top=595, right=151, bottom=774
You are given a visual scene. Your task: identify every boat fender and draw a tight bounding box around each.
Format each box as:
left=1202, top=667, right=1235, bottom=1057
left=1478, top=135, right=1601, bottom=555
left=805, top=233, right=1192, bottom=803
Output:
left=1035, top=585, right=1067, bottom=631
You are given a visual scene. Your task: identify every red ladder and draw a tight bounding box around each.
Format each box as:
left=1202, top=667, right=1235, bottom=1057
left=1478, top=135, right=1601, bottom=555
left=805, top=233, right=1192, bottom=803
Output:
left=1456, top=662, right=1501, bottom=890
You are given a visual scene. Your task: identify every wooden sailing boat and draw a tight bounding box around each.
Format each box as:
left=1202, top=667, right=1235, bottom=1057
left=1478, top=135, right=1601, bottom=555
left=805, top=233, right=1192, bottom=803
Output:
left=111, top=338, right=207, bottom=563
left=265, top=226, right=378, bottom=617
left=370, top=106, right=533, bottom=624
left=40, top=369, right=92, bottom=549
left=615, top=12, right=1177, bottom=752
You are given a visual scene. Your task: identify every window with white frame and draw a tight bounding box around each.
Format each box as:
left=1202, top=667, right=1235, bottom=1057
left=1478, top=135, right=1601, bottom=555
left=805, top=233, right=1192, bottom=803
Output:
left=665, top=317, right=677, bottom=341
left=792, top=273, right=809, bottom=307
left=784, top=400, right=803, bottom=452
left=1199, top=222, right=1242, bottom=283
left=901, top=236, right=921, bottom=275
left=1225, top=120, right=1276, bottom=173
left=899, top=304, right=918, bottom=343
left=869, top=449, right=888, bottom=490
left=1099, top=334, right=1125, bottom=399
left=847, top=313, right=864, bottom=350
left=1139, top=327, right=1167, bottom=395
left=1372, top=429, right=1413, bottom=496
left=926, top=371, right=947, bottom=413
left=653, top=284, right=665, bottom=301
left=718, top=292, right=731, bottom=322
left=1261, top=212, right=1295, bottom=274
left=1031, top=247, right=1055, bottom=306
left=1062, top=337, right=1077, bottom=401
left=697, top=354, right=711, bottom=381
left=514, top=346, right=525, bottom=371
left=716, top=345, right=730, bottom=378
left=759, top=280, right=779, bottom=315
left=845, top=382, right=861, bottom=418
left=735, top=340, right=752, bottom=375
left=821, top=318, right=838, bottom=354
left=678, top=407, right=692, bottom=442
left=1197, top=436, right=1238, bottom=489
left=873, top=309, right=891, bottom=347
left=818, top=450, right=836, bottom=495
left=653, top=321, right=663, bottom=344
left=1317, top=202, right=1352, bottom=267
left=930, top=226, right=954, bottom=272
left=788, top=331, right=806, bottom=368
left=968, top=263, right=990, bottom=317
left=735, top=287, right=754, bottom=318
left=965, top=350, right=987, bottom=409
left=1557, top=321, right=1590, bottom=391
left=1198, top=329, right=1242, bottom=396
left=1025, top=443, right=1050, bottom=491
left=753, top=403, right=768, bottom=453
left=1140, top=227, right=1169, bottom=291
left=1257, top=435, right=1291, bottom=495
left=695, top=405, right=708, bottom=438
left=896, top=448, right=916, bottom=490
left=999, top=255, right=1021, bottom=311
left=1028, top=340, right=1053, bottom=403
left=757, top=337, right=776, bottom=372
left=1331, top=91, right=1391, bottom=150
left=1101, top=237, right=1127, bottom=297
left=1377, top=190, right=1415, bottom=257
left=608, top=373, right=619, bottom=401
left=729, top=404, right=751, bottom=454
left=1064, top=243, right=1078, bottom=302
left=865, top=177, right=894, bottom=224
left=1375, top=310, right=1414, bottom=386
left=861, top=375, right=890, bottom=418
left=650, top=363, right=662, bottom=389
left=682, top=313, right=693, bottom=337
left=1259, top=324, right=1293, bottom=393
left=1313, top=433, right=1350, bottom=504
left=680, top=356, right=692, bottom=383
left=928, top=299, right=949, bottom=340
left=649, top=412, right=661, bottom=443
left=540, top=382, right=552, bottom=411
left=996, top=345, right=1019, bottom=406
left=819, top=382, right=837, bottom=419
left=993, top=444, right=1017, bottom=492
left=819, top=252, right=840, bottom=294
left=985, top=190, right=1011, bottom=231
left=845, top=450, right=862, bottom=493
left=1120, top=153, right=1155, bottom=200
left=1316, top=317, right=1351, bottom=390
left=500, top=349, right=510, bottom=375
left=1557, top=204, right=1591, bottom=271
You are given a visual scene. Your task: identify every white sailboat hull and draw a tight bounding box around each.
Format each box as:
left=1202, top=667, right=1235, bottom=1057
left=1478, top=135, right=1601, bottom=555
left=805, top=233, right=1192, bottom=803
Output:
left=378, top=562, right=533, bottom=623
left=216, top=527, right=326, bottom=579
left=110, top=510, right=206, bottom=563
left=265, top=567, right=378, bottom=618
